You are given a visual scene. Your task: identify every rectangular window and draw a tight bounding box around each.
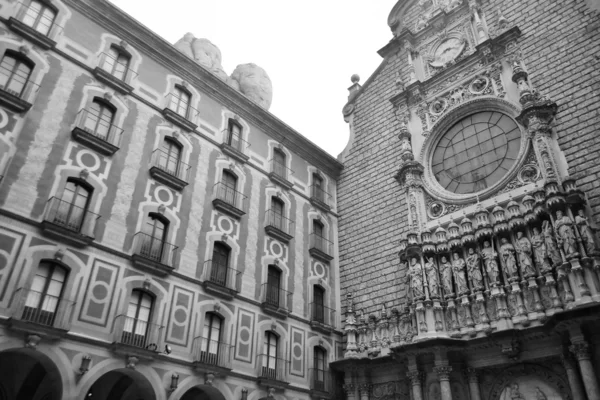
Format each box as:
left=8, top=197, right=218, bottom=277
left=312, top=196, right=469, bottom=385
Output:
left=266, top=266, right=281, bottom=307
left=22, top=1, right=56, bottom=36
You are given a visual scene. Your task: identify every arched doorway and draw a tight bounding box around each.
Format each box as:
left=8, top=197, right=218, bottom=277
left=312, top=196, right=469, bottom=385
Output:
left=180, top=385, right=226, bottom=400
left=0, top=348, right=63, bottom=400
left=84, top=368, right=155, bottom=400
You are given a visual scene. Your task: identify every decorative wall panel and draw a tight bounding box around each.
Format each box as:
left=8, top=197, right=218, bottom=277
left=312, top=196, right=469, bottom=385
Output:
left=0, top=227, right=25, bottom=302
left=234, top=308, right=255, bottom=363
left=165, top=286, right=194, bottom=346
left=290, top=326, right=305, bottom=377
left=79, top=259, right=119, bottom=326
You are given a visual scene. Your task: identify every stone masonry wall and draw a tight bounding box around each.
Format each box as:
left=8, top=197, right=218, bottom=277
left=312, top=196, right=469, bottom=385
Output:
left=338, top=0, right=600, bottom=316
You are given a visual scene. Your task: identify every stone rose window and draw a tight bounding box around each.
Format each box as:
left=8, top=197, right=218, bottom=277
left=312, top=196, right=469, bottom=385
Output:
left=431, top=111, right=521, bottom=194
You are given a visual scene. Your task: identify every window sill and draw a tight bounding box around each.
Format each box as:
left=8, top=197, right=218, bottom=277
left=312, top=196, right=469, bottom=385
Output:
left=202, top=280, right=237, bottom=301
left=131, top=254, right=175, bottom=277
left=310, top=196, right=331, bottom=212
left=41, top=220, right=94, bottom=247
left=7, top=17, right=56, bottom=50
left=92, top=67, right=134, bottom=95
left=0, top=88, right=33, bottom=113
left=257, top=376, right=290, bottom=391
left=212, top=198, right=246, bottom=220
left=72, top=127, right=119, bottom=155
left=260, top=302, right=290, bottom=320
left=6, top=317, right=69, bottom=340
left=162, top=108, right=198, bottom=132
left=264, top=226, right=293, bottom=243
left=193, top=361, right=232, bottom=376
left=111, top=342, right=159, bottom=361
left=309, top=389, right=333, bottom=400
left=149, top=166, right=188, bottom=191
left=309, top=247, right=334, bottom=263
left=268, top=172, right=294, bottom=190
left=220, top=142, right=249, bottom=163
left=309, top=320, right=333, bottom=336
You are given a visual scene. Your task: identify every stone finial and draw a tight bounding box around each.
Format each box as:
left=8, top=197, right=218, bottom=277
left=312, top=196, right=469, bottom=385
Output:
left=346, top=293, right=354, bottom=313
left=348, top=74, right=362, bottom=101
left=351, top=74, right=360, bottom=84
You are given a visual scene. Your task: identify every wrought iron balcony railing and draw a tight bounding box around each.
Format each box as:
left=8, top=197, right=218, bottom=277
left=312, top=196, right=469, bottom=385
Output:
left=256, top=354, right=289, bottom=383
left=149, top=148, right=191, bottom=183
left=0, top=62, right=40, bottom=111
left=201, top=260, right=241, bottom=293
left=264, top=209, right=295, bottom=242
left=310, top=233, right=333, bottom=256
left=113, top=314, right=164, bottom=351
left=268, top=159, right=295, bottom=189
left=213, top=182, right=248, bottom=214
left=310, top=184, right=332, bottom=209
left=132, top=232, right=177, bottom=267
left=221, top=129, right=250, bottom=153
left=260, top=283, right=292, bottom=313
left=96, top=52, right=137, bottom=85
left=191, top=336, right=233, bottom=369
left=10, top=288, right=75, bottom=331
left=309, top=367, right=333, bottom=394
left=309, top=302, right=336, bottom=328
left=43, top=197, right=100, bottom=237
left=72, top=108, right=123, bottom=153
left=8, top=2, right=63, bottom=49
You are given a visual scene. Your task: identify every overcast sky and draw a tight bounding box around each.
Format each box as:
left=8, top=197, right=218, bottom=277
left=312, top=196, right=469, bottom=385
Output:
left=109, top=0, right=398, bottom=158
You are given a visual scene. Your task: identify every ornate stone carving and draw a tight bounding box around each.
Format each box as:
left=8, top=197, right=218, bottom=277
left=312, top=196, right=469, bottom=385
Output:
left=409, top=257, right=426, bottom=300
left=515, top=232, right=536, bottom=278
left=425, top=256, right=441, bottom=298
left=481, top=240, right=501, bottom=286
left=569, top=342, right=591, bottom=361
left=555, top=210, right=578, bottom=258
left=434, top=365, right=453, bottom=380
left=466, top=247, right=484, bottom=290
left=500, top=238, right=519, bottom=280
left=452, top=252, right=468, bottom=294
left=575, top=209, right=597, bottom=255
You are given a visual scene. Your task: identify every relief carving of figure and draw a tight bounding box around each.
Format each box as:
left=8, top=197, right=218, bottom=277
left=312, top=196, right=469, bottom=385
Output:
left=466, top=247, right=484, bottom=290
left=439, top=256, right=454, bottom=296
left=555, top=210, right=578, bottom=257
left=515, top=232, right=536, bottom=277
left=425, top=257, right=440, bottom=297
left=531, top=227, right=552, bottom=272
left=409, top=257, right=425, bottom=299
left=575, top=209, right=597, bottom=255
left=452, top=253, right=468, bottom=294
left=543, top=220, right=563, bottom=265
left=481, top=241, right=500, bottom=285
left=500, top=238, right=519, bottom=279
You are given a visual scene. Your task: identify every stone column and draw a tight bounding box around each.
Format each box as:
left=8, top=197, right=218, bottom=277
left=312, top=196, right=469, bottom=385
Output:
left=358, top=383, right=371, bottom=400
left=569, top=342, right=600, bottom=400
left=407, top=371, right=423, bottom=400
left=561, top=354, right=586, bottom=400
left=343, top=383, right=356, bottom=400
left=465, top=368, right=482, bottom=400
left=433, top=366, right=453, bottom=400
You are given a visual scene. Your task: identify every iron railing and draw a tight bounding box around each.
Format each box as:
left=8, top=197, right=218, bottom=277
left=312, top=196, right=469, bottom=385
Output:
left=10, top=288, right=74, bottom=330
left=164, top=92, right=199, bottom=121
left=269, top=159, right=294, bottom=181
left=191, top=336, right=233, bottom=369
left=150, top=148, right=191, bottom=182
left=113, top=314, right=163, bottom=350
left=43, top=197, right=100, bottom=237
left=13, top=1, right=63, bottom=39
left=256, top=354, right=289, bottom=382
left=213, top=182, right=248, bottom=212
left=310, top=184, right=332, bottom=207
left=309, top=302, right=336, bottom=327
left=309, top=367, right=333, bottom=394
left=265, top=209, right=295, bottom=236
left=74, top=108, right=123, bottom=147
left=132, top=232, right=178, bottom=266
left=96, top=52, right=137, bottom=85
left=221, top=129, right=250, bottom=153
left=309, top=233, right=333, bottom=256
left=0, top=62, right=40, bottom=102
left=260, top=283, right=292, bottom=311
left=201, top=260, right=241, bottom=292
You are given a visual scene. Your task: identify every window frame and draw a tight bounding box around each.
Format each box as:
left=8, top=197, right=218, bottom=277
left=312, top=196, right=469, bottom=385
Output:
left=22, top=0, right=58, bottom=36
left=169, top=84, right=192, bottom=118
left=273, top=148, right=287, bottom=178
left=58, top=178, right=93, bottom=232
left=227, top=118, right=243, bottom=147
left=124, top=289, right=154, bottom=343
left=313, top=346, right=327, bottom=388
left=104, top=45, right=131, bottom=81
left=84, top=97, right=116, bottom=139
left=159, top=137, right=183, bottom=176
left=141, top=212, right=169, bottom=261
left=211, top=241, right=231, bottom=287
left=201, top=312, right=223, bottom=363
left=263, top=330, right=279, bottom=372
left=23, top=260, right=68, bottom=325
left=313, top=285, right=325, bottom=324
left=266, top=265, right=282, bottom=307
left=0, top=50, right=34, bottom=97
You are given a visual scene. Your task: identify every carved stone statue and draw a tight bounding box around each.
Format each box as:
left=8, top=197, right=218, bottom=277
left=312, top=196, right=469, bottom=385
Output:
left=515, top=232, right=536, bottom=277
left=555, top=210, right=578, bottom=257
left=531, top=227, right=552, bottom=272
left=481, top=241, right=500, bottom=285
left=575, top=209, right=597, bottom=255
left=543, top=220, right=563, bottom=265
left=500, top=238, right=519, bottom=279
left=174, top=33, right=229, bottom=81
left=466, top=247, right=484, bottom=289
left=439, top=256, right=454, bottom=296
left=409, top=257, right=425, bottom=299
left=425, top=257, right=440, bottom=297
left=451, top=253, right=468, bottom=294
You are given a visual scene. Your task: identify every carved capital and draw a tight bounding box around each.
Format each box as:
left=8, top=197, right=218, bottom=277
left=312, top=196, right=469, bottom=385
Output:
left=407, top=370, right=423, bottom=386
left=501, top=338, right=521, bottom=360
left=433, top=365, right=452, bottom=381
left=570, top=342, right=591, bottom=361
left=343, top=383, right=356, bottom=395
left=465, top=367, right=479, bottom=383
left=358, top=383, right=372, bottom=395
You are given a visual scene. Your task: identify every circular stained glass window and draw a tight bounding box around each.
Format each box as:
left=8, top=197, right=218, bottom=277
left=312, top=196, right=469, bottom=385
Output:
left=431, top=111, right=521, bottom=194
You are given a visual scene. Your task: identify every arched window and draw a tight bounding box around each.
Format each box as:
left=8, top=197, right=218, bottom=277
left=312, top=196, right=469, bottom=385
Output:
left=169, top=85, right=191, bottom=118
left=201, top=312, right=223, bottom=364
left=271, top=197, right=285, bottom=231
left=313, top=219, right=325, bottom=245
left=266, top=265, right=281, bottom=307
left=312, top=173, right=325, bottom=202
left=211, top=242, right=230, bottom=287
left=220, top=170, right=237, bottom=205
left=22, top=0, right=57, bottom=36
left=84, top=98, right=115, bottom=140
left=0, top=51, right=34, bottom=97
left=313, top=347, right=327, bottom=390
left=227, top=119, right=242, bottom=149
left=263, top=331, right=279, bottom=378
left=123, top=289, right=153, bottom=347
left=158, top=138, right=182, bottom=176
left=23, top=261, right=67, bottom=326
left=313, top=285, right=325, bottom=324
left=56, top=178, right=92, bottom=232
left=273, top=148, right=286, bottom=178
left=141, top=213, right=168, bottom=261
left=103, top=45, right=131, bottom=81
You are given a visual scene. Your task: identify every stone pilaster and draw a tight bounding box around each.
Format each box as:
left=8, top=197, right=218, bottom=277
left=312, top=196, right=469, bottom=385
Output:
left=433, top=366, right=453, bottom=400
left=407, top=370, right=424, bottom=400
left=569, top=342, right=600, bottom=400
left=465, top=368, right=482, bottom=400
left=561, top=353, right=586, bottom=400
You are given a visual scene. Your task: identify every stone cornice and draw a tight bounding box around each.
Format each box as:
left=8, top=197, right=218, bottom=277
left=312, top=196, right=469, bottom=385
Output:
left=63, top=0, right=343, bottom=178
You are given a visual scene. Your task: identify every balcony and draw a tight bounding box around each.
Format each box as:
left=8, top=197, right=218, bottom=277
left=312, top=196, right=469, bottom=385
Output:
left=220, top=129, right=250, bottom=163
left=149, top=148, right=191, bottom=191
left=7, top=288, right=75, bottom=339
left=309, top=302, right=335, bottom=335
left=212, top=182, right=248, bottom=220
left=92, top=52, right=137, bottom=94
left=7, top=2, right=63, bottom=50
left=131, top=232, right=178, bottom=276
left=71, top=108, right=123, bottom=155
left=256, top=354, right=290, bottom=390
left=309, top=368, right=333, bottom=399
left=162, top=93, right=198, bottom=132
left=111, top=314, right=164, bottom=360
left=310, top=185, right=332, bottom=212
left=201, top=260, right=241, bottom=300
left=0, top=64, right=39, bottom=113
left=191, top=336, right=233, bottom=374
left=268, top=160, right=294, bottom=190
left=260, top=283, right=292, bottom=319
left=309, top=233, right=334, bottom=262
left=41, top=197, right=99, bottom=247
left=264, top=210, right=295, bottom=243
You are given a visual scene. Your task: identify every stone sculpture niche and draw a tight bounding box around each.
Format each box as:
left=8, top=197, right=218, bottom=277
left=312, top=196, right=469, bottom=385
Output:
left=174, top=33, right=273, bottom=110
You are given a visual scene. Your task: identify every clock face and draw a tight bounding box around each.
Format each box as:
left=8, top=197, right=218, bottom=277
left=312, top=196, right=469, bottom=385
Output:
left=432, top=38, right=465, bottom=66
left=431, top=111, right=521, bottom=194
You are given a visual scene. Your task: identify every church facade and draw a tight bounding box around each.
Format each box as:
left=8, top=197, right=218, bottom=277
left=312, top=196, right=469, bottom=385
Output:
left=335, top=0, right=600, bottom=400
